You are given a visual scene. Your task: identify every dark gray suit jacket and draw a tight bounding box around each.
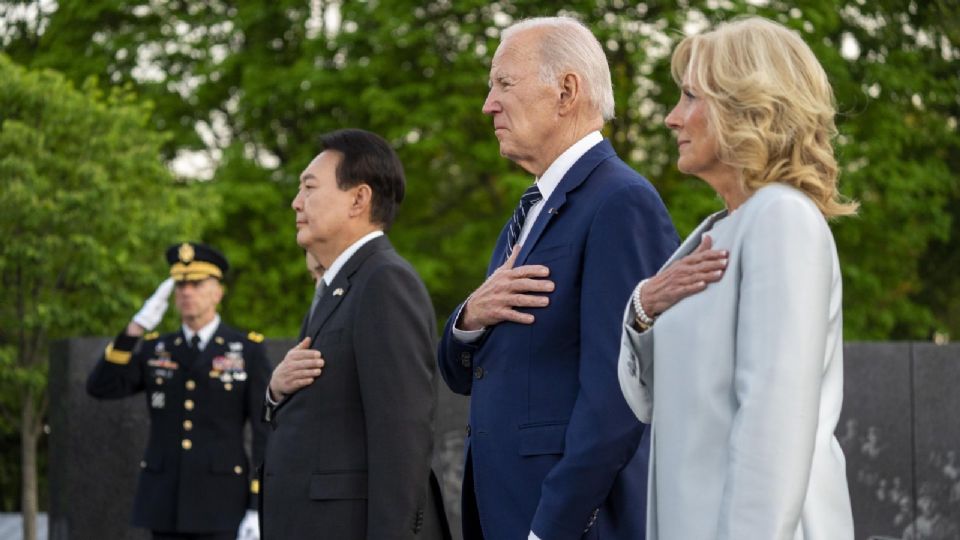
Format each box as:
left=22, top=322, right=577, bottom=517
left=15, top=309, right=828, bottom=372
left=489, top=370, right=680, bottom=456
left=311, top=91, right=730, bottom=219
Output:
left=262, top=235, right=449, bottom=540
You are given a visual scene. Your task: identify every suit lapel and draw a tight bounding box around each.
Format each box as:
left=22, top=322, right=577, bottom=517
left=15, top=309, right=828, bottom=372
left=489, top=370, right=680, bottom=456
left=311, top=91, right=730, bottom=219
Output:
left=659, top=210, right=729, bottom=270
left=516, top=140, right=616, bottom=265
left=304, top=235, right=391, bottom=341
left=297, top=311, right=310, bottom=341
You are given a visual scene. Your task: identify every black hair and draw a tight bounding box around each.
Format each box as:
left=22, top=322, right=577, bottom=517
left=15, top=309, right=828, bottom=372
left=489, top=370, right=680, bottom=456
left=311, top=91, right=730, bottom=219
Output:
left=319, top=128, right=406, bottom=229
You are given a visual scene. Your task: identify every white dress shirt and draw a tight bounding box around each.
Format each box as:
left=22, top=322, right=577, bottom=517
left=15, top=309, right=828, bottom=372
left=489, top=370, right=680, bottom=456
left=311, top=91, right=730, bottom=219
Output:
left=320, top=230, right=384, bottom=287
left=182, top=313, right=220, bottom=351
left=453, top=131, right=604, bottom=344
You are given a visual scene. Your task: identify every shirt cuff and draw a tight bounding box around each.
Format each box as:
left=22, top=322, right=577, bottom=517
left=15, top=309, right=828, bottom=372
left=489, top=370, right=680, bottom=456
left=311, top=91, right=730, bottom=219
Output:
left=451, top=302, right=486, bottom=344
left=265, top=386, right=281, bottom=407
left=528, top=532, right=541, bottom=540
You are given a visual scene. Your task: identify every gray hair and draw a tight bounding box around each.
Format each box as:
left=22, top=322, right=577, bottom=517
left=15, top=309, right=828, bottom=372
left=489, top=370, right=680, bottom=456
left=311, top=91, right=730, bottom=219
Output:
left=501, top=16, right=615, bottom=121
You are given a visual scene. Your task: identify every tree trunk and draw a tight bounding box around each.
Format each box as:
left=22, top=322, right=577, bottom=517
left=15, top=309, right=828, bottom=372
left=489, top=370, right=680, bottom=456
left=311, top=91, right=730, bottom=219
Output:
left=21, top=387, right=39, bottom=540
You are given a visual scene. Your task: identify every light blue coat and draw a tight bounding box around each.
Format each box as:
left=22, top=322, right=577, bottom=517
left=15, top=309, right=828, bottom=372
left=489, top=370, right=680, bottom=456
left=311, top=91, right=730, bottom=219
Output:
left=618, top=183, right=854, bottom=540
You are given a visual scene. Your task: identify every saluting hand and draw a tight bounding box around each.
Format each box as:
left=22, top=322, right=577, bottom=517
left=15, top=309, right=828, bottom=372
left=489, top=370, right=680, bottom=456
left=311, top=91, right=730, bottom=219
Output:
left=269, top=337, right=325, bottom=402
left=639, top=235, right=728, bottom=318
left=460, top=245, right=555, bottom=330
left=130, top=277, right=176, bottom=334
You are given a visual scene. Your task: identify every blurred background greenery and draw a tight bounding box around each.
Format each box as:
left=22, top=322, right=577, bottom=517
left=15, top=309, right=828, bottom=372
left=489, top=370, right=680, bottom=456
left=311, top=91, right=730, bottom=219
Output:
left=1, top=0, right=957, bottom=533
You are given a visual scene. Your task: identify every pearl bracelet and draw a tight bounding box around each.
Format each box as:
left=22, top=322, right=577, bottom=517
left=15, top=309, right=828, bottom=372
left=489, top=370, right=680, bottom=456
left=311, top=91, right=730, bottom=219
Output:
left=632, top=279, right=655, bottom=328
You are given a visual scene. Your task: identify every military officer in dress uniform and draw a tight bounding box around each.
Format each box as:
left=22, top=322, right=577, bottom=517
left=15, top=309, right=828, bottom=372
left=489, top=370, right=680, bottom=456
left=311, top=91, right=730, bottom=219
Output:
left=87, top=242, right=271, bottom=540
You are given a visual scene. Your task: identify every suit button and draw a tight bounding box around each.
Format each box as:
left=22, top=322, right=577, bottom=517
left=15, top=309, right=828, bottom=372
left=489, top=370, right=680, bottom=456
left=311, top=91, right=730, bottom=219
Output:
left=224, top=383, right=233, bottom=391
left=184, top=399, right=195, bottom=411
left=181, top=439, right=192, bottom=450
left=234, top=465, right=243, bottom=475
left=139, top=460, right=146, bottom=469
left=466, top=424, right=471, bottom=436
left=155, top=377, right=163, bottom=385
left=474, top=366, right=484, bottom=379
left=460, top=352, right=471, bottom=367
left=185, top=379, right=196, bottom=391
left=183, top=420, right=193, bottom=431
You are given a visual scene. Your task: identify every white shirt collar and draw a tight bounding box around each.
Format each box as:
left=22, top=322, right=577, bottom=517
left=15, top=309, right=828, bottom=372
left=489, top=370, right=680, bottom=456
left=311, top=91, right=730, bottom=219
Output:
left=535, top=131, right=603, bottom=199
left=182, top=313, right=220, bottom=351
left=322, top=230, right=385, bottom=286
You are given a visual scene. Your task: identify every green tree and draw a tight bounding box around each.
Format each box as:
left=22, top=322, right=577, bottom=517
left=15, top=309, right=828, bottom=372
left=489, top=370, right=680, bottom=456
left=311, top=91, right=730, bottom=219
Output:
left=0, top=54, right=208, bottom=540
left=6, top=0, right=956, bottom=340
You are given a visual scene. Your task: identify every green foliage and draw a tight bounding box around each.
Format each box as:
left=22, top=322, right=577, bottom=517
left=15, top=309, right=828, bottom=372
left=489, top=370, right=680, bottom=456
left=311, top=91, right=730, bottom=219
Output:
left=0, top=53, right=210, bottom=510
left=11, top=0, right=955, bottom=340
left=0, top=54, right=208, bottom=347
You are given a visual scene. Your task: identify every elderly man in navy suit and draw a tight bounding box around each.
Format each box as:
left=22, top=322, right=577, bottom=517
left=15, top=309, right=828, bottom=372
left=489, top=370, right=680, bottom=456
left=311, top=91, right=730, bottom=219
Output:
left=437, top=16, right=679, bottom=540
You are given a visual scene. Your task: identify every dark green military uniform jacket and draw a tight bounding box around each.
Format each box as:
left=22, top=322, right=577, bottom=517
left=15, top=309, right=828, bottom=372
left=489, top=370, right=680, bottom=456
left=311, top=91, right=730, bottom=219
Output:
left=87, top=321, right=271, bottom=534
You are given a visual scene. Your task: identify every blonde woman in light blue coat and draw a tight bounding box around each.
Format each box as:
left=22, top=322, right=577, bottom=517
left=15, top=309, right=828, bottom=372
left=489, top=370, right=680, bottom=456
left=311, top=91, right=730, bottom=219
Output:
left=618, top=17, right=857, bottom=540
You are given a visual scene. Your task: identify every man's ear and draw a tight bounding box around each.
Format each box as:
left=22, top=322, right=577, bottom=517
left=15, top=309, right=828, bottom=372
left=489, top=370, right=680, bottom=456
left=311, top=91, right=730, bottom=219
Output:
left=212, top=280, right=225, bottom=304
left=349, top=184, right=373, bottom=218
left=558, top=71, right=582, bottom=115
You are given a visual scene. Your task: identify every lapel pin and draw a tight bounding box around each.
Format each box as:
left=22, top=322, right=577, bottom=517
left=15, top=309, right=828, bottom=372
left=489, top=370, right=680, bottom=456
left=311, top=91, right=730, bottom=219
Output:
left=548, top=208, right=558, bottom=215
left=333, top=287, right=345, bottom=296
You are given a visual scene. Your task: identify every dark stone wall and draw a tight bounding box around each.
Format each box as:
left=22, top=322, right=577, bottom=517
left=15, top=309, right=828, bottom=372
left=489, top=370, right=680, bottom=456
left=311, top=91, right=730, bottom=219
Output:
left=48, top=337, right=150, bottom=540
left=842, top=343, right=960, bottom=540
left=49, top=340, right=960, bottom=540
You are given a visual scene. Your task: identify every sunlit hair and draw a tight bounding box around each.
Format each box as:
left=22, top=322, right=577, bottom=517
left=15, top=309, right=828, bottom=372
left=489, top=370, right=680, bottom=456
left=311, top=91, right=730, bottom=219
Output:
left=670, top=17, right=858, bottom=217
left=502, top=16, right=615, bottom=121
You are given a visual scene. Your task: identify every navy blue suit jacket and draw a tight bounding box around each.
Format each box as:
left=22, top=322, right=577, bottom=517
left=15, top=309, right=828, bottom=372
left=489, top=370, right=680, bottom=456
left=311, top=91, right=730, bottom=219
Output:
left=438, top=140, right=678, bottom=540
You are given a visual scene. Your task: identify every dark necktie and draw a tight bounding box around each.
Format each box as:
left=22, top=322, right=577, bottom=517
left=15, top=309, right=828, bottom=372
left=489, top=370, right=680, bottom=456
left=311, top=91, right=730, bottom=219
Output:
left=504, top=184, right=542, bottom=262
left=184, top=335, right=201, bottom=369
left=307, top=280, right=327, bottom=327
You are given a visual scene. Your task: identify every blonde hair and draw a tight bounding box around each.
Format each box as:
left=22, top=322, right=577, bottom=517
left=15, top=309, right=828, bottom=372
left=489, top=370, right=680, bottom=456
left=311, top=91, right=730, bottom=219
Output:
left=670, top=17, right=858, bottom=217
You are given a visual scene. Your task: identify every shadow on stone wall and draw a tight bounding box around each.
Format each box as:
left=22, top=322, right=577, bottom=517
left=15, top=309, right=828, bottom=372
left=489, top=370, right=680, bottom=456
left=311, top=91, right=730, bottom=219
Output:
left=48, top=339, right=959, bottom=540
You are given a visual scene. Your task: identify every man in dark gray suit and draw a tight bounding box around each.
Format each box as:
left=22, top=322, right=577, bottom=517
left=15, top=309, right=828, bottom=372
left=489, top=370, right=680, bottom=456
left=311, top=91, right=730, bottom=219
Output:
left=260, top=128, right=449, bottom=540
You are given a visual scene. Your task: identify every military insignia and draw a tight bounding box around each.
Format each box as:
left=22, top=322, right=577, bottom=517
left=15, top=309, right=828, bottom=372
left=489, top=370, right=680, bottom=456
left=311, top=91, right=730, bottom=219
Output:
left=150, top=392, right=166, bottom=409
left=229, top=341, right=243, bottom=352
left=333, top=288, right=344, bottom=296
left=247, top=331, right=264, bottom=343
left=148, top=358, right=178, bottom=370
left=174, top=337, right=183, bottom=346
left=144, top=331, right=160, bottom=340
left=214, top=336, right=225, bottom=345
left=213, top=351, right=247, bottom=387
left=154, top=341, right=166, bottom=353
left=178, top=242, right=195, bottom=263
left=213, top=354, right=245, bottom=372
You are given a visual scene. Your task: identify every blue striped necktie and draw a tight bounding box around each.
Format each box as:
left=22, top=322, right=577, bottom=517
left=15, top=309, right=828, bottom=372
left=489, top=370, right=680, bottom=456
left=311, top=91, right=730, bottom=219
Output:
left=504, top=184, right=542, bottom=262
